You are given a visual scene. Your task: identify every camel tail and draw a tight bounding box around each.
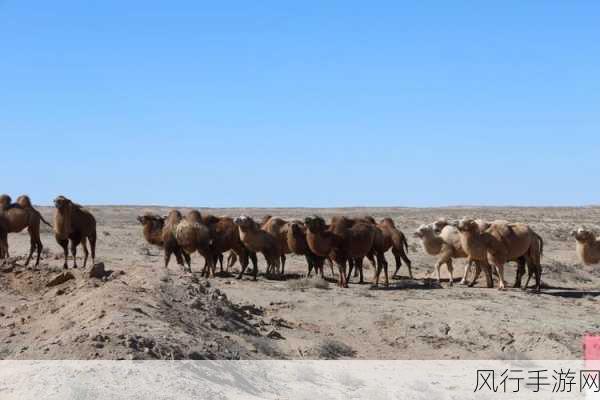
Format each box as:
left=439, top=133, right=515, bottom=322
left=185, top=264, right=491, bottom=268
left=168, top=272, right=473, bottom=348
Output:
left=40, top=214, right=53, bottom=228
left=536, top=233, right=544, bottom=257
left=402, top=234, right=409, bottom=253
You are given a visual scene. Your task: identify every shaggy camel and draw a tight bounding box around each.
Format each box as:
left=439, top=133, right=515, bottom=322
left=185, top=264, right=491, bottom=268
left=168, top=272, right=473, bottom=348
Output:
left=234, top=215, right=281, bottom=279
left=414, top=223, right=485, bottom=286
left=137, top=213, right=190, bottom=269
left=200, top=215, right=258, bottom=278
left=160, top=210, right=193, bottom=270
left=286, top=220, right=324, bottom=277
left=175, top=210, right=214, bottom=275
left=365, top=217, right=413, bottom=279
left=344, top=217, right=388, bottom=286
left=305, top=216, right=375, bottom=288
left=1, top=194, right=51, bottom=267
left=53, top=196, right=97, bottom=269
left=261, top=216, right=291, bottom=275
left=456, top=218, right=543, bottom=291
left=572, top=228, right=600, bottom=265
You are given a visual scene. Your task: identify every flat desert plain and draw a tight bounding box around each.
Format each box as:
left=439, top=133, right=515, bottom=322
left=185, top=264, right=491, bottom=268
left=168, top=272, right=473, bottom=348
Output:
left=1, top=206, right=599, bottom=360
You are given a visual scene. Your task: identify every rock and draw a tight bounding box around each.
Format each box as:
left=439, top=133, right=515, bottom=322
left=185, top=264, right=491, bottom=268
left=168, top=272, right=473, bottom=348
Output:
left=266, top=330, right=285, bottom=340
left=46, top=272, right=75, bottom=287
left=89, top=263, right=107, bottom=279
left=56, top=288, right=66, bottom=296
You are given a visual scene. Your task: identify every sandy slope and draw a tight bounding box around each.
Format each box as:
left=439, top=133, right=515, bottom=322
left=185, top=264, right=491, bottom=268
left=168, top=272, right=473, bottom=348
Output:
left=1, top=205, right=599, bottom=360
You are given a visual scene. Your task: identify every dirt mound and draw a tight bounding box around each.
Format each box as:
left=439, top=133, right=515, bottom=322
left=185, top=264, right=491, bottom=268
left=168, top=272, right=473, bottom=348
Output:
left=0, top=264, right=277, bottom=360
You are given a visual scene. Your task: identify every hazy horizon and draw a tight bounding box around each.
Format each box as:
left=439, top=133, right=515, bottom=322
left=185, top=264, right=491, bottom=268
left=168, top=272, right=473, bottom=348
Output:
left=2, top=1, right=598, bottom=207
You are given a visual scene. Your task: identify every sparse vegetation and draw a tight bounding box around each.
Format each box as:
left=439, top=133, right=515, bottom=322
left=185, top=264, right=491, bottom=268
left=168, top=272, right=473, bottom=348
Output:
left=317, top=339, right=355, bottom=359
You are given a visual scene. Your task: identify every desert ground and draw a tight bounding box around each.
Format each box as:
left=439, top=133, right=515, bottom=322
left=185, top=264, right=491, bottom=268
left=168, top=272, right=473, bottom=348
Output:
left=1, top=205, right=599, bottom=360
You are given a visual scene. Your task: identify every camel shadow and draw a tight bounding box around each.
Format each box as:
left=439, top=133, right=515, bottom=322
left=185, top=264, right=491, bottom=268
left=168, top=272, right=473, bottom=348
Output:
left=541, top=290, right=600, bottom=299
left=368, top=279, right=443, bottom=291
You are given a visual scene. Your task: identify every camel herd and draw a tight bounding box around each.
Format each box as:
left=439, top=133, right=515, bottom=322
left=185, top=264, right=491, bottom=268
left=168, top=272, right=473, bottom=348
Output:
left=1, top=194, right=600, bottom=294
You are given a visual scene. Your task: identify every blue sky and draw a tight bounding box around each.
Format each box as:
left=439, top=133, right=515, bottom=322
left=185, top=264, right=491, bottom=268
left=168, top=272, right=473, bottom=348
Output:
left=1, top=1, right=598, bottom=207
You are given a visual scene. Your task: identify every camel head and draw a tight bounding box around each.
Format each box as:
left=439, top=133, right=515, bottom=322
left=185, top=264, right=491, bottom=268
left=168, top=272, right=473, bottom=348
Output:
left=0, top=194, right=11, bottom=209
left=53, top=195, right=72, bottom=210
left=137, top=213, right=164, bottom=226
left=456, top=218, right=479, bottom=233
left=571, top=227, right=596, bottom=244
left=234, top=215, right=259, bottom=232
left=290, top=221, right=305, bottom=237
left=413, top=224, right=434, bottom=239
left=165, top=210, right=183, bottom=225
left=304, top=215, right=327, bottom=233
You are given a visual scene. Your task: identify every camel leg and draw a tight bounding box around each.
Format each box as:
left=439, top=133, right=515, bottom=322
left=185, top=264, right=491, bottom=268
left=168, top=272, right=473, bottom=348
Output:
left=446, top=259, right=454, bottom=287
left=81, top=237, right=89, bottom=269
left=514, top=257, right=526, bottom=288
left=494, top=263, right=506, bottom=290
left=235, top=250, right=250, bottom=280
left=393, top=248, right=413, bottom=279
left=460, top=261, right=471, bottom=285
left=24, top=228, right=37, bottom=267
left=226, top=252, right=237, bottom=272
left=89, top=232, right=96, bottom=266
left=57, top=238, right=69, bottom=269
left=357, top=258, right=365, bottom=284
left=434, top=260, right=442, bottom=284
left=337, top=259, right=348, bottom=288
left=346, top=259, right=354, bottom=283
left=183, top=253, right=191, bottom=273
left=70, top=237, right=81, bottom=269
left=379, top=253, right=389, bottom=287
left=373, top=257, right=381, bottom=287
left=164, top=245, right=174, bottom=269
left=281, top=254, right=286, bottom=276
left=218, top=253, right=224, bottom=273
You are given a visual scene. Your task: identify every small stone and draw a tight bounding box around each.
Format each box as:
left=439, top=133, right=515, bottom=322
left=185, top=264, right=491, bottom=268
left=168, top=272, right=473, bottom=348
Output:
left=88, top=263, right=107, bottom=279
left=266, top=330, right=285, bottom=340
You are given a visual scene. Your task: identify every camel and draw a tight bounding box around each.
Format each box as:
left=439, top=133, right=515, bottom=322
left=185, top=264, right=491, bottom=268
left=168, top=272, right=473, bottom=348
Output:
left=286, top=220, right=324, bottom=277
left=234, top=215, right=281, bottom=279
left=414, top=223, right=484, bottom=286
left=261, top=216, right=291, bottom=275
left=137, top=213, right=190, bottom=269
left=456, top=218, right=543, bottom=292
left=175, top=210, right=214, bottom=275
left=366, top=217, right=413, bottom=279
left=304, top=215, right=375, bottom=288
left=53, top=196, right=97, bottom=269
left=160, top=210, right=192, bottom=270
left=198, top=215, right=258, bottom=279
left=342, top=217, right=387, bottom=286
left=1, top=194, right=52, bottom=267
left=572, top=228, right=600, bottom=265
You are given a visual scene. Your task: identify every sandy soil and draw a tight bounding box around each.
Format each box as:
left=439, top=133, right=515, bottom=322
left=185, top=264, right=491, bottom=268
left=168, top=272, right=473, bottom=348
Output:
left=1, top=205, right=599, bottom=360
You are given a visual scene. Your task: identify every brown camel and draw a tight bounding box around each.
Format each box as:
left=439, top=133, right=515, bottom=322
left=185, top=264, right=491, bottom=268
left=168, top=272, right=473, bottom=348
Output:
left=456, top=218, right=543, bottom=292
left=261, top=216, right=292, bottom=276
left=572, top=228, right=600, bottom=265
left=305, top=215, right=375, bottom=288
left=137, top=213, right=189, bottom=268
left=1, top=194, right=51, bottom=267
left=286, top=220, right=323, bottom=277
left=234, top=215, right=281, bottom=279
left=53, top=196, right=97, bottom=269
left=174, top=210, right=214, bottom=275
left=203, top=216, right=258, bottom=280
